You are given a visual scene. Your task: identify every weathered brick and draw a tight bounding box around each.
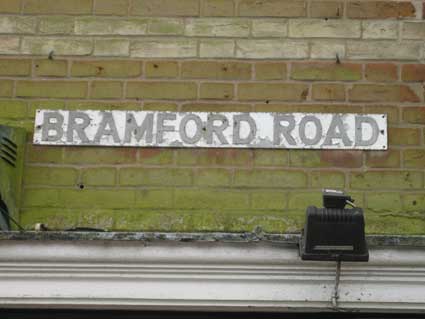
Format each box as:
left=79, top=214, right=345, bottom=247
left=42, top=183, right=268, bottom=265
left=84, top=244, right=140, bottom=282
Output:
left=366, top=192, right=402, bottom=211
left=350, top=171, right=423, bottom=189
left=130, top=0, right=200, bottom=16
left=0, top=101, right=27, bottom=119
left=130, top=38, right=197, bottom=58
left=34, top=59, right=68, bottom=77
left=252, top=19, right=288, bottom=37
left=185, top=18, right=250, bottom=37
left=347, top=1, right=416, bottom=19
left=365, top=105, right=399, bottom=124
left=23, top=0, right=93, bottom=14
left=362, top=21, right=397, bottom=39
left=21, top=37, right=92, bottom=56
left=234, top=169, right=306, bottom=188
left=23, top=189, right=60, bottom=207
left=94, top=39, right=130, bottom=57
left=0, top=16, right=36, bottom=34
left=349, top=84, right=421, bottom=102
left=75, top=17, right=148, bottom=35
left=290, top=150, right=362, bottom=168
left=404, top=149, right=425, bottom=168
left=177, top=149, right=252, bottom=166
left=127, top=81, right=197, bottom=99
left=81, top=168, right=116, bottom=186
left=289, top=19, right=361, bottom=38
left=199, top=39, right=234, bottom=58
left=312, top=84, right=345, bottom=101
left=120, top=168, right=192, bottom=186
left=403, top=22, right=425, bottom=40
left=148, top=18, right=184, bottom=35
left=402, top=193, right=425, bottom=212
left=288, top=191, right=322, bottom=209
left=366, top=150, right=400, bottom=168
left=253, top=149, right=288, bottom=167
left=63, top=147, right=137, bottom=164
left=0, top=59, right=31, bottom=76
left=310, top=40, right=345, bottom=59
left=365, top=63, right=398, bottom=82
left=181, top=102, right=251, bottom=112
left=291, top=62, right=362, bottom=81
left=0, top=36, right=20, bottom=54
left=238, top=0, right=306, bottom=17
left=182, top=61, right=251, bottom=80
left=236, top=39, right=309, bottom=59
left=203, top=0, right=234, bottom=16
left=38, top=16, right=74, bottom=34
left=27, top=100, right=66, bottom=117
left=175, top=189, right=249, bottom=209
left=72, top=60, right=142, bottom=78
left=26, top=144, right=63, bottom=163
left=251, top=191, right=287, bottom=210
left=143, top=102, right=177, bottom=111
left=134, top=189, right=173, bottom=208
left=24, top=166, right=78, bottom=186
left=94, top=0, right=128, bottom=15
left=310, top=171, right=345, bottom=188
left=403, top=107, right=425, bottom=124
left=145, top=61, right=178, bottom=78
left=194, top=168, right=232, bottom=186
left=16, top=81, right=87, bottom=98
left=0, top=0, right=21, bottom=13
left=139, top=148, right=174, bottom=164
left=238, top=83, right=308, bottom=101
left=347, top=41, right=421, bottom=60
left=255, top=62, right=286, bottom=80
left=389, top=127, right=421, bottom=146
left=66, top=101, right=140, bottom=111
left=60, top=189, right=135, bottom=209
left=402, top=64, right=425, bottom=82
left=200, top=82, right=234, bottom=100
left=0, top=80, right=13, bottom=97
left=90, top=81, right=123, bottom=99
left=310, top=1, right=343, bottom=18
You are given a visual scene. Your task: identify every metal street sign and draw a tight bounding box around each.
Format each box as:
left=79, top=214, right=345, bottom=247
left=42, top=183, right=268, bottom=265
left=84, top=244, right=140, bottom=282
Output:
left=33, top=110, right=387, bottom=150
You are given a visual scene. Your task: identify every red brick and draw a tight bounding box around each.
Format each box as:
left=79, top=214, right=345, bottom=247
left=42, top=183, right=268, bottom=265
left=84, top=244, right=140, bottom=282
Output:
left=365, top=63, right=398, bottom=82
left=347, top=1, right=416, bottom=19
left=402, top=64, right=425, bottom=82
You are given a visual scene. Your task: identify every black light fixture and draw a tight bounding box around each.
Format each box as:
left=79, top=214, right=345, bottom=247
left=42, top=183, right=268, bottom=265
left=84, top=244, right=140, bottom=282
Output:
left=300, top=189, right=369, bottom=262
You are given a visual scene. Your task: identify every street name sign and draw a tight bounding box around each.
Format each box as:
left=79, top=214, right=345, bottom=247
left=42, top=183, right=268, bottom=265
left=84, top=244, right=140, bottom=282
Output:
left=33, top=110, right=387, bottom=150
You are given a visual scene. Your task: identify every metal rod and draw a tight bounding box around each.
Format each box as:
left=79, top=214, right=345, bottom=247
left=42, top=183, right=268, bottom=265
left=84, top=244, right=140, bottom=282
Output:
left=331, top=260, right=341, bottom=308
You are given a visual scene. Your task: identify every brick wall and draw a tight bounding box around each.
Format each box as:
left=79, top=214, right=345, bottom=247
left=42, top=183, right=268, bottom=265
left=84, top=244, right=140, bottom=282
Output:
left=1, top=0, right=424, bottom=234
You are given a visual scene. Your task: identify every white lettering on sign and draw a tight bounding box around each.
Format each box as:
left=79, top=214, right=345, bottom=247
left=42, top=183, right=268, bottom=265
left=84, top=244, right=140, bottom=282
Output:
left=33, top=110, right=387, bottom=150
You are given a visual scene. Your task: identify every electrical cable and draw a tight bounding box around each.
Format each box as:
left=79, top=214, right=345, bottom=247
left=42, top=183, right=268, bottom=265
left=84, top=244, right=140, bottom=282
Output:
left=0, top=206, right=24, bottom=231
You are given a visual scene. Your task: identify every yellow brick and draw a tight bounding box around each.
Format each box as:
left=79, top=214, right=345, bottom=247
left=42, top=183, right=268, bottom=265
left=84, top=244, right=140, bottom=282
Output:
left=203, top=0, right=234, bottom=16
left=127, top=81, right=197, bottom=99
left=255, top=62, right=286, bottom=80
left=200, top=82, right=234, bottom=100
left=95, top=0, right=128, bottom=15
left=130, top=0, right=199, bottom=16
left=145, top=61, right=179, bottom=78
left=238, top=83, right=308, bottom=101
left=0, top=80, right=13, bottom=97
left=16, top=81, right=87, bottom=98
left=34, top=59, right=68, bottom=77
left=0, top=0, right=21, bottom=13
left=182, top=61, right=251, bottom=80
left=23, top=0, right=93, bottom=14
left=71, top=60, right=142, bottom=77
left=90, top=81, right=123, bottom=99
left=0, top=59, right=31, bottom=76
